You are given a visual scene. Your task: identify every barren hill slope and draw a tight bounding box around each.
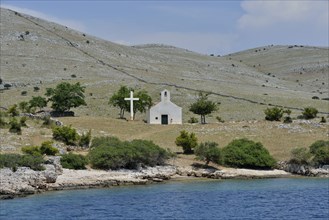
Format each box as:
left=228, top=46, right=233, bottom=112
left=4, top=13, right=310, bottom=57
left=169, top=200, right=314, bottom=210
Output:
left=1, top=7, right=328, bottom=121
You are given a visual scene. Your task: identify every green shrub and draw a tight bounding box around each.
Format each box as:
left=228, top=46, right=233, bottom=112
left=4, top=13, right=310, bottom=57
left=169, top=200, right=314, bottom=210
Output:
left=79, top=129, right=92, bottom=148
left=22, top=141, right=59, bottom=156
left=7, top=104, right=19, bottom=117
left=309, top=140, right=329, bottom=166
left=61, top=153, right=87, bottom=170
left=264, top=107, right=283, bottom=121
left=20, top=116, right=28, bottom=127
left=9, top=117, right=22, bottom=134
left=222, top=138, right=276, bottom=169
left=175, top=130, right=198, bottom=154
left=0, top=153, right=44, bottom=171
left=52, top=125, right=79, bottom=145
left=40, top=141, right=59, bottom=155
left=188, top=117, right=198, bottom=124
left=88, top=137, right=169, bottom=170
left=302, top=107, right=318, bottom=119
left=194, top=142, right=222, bottom=165
left=289, top=147, right=312, bottom=165
left=22, top=146, right=42, bottom=156
left=21, top=91, right=27, bottom=96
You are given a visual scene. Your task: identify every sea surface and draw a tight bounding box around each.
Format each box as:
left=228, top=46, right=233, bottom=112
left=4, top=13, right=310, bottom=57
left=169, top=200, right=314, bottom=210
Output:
left=1, top=178, right=328, bottom=219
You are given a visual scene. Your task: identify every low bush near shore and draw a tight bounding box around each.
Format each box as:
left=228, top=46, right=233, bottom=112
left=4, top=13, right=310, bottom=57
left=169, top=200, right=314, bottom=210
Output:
left=222, top=138, right=276, bottom=169
left=289, top=140, right=329, bottom=167
left=61, top=153, right=88, bottom=170
left=0, top=153, right=45, bottom=171
left=88, top=137, right=169, bottom=170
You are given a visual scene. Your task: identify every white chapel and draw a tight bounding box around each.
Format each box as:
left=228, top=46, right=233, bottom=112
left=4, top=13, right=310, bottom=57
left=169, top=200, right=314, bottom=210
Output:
left=147, top=90, right=182, bottom=124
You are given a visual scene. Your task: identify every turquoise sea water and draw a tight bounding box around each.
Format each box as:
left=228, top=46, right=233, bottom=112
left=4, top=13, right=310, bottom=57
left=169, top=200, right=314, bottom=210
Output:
left=1, top=178, right=328, bottom=219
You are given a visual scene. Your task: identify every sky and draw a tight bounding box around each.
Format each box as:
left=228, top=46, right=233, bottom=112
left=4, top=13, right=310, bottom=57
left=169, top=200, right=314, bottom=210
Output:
left=1, top=0, right=328, bottom=55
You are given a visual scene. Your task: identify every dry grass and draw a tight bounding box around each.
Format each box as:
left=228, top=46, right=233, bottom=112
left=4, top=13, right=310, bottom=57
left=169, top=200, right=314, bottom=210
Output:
left=1, top=116, right=327, bottom=167
left=59, top=116, right=328, bottom=161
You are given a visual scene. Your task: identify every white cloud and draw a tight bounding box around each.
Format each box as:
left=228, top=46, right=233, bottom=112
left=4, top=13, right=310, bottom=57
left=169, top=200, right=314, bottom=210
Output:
left=238, top=1, right=328, bottom=29
left=1, top=4, right=86, bottom=32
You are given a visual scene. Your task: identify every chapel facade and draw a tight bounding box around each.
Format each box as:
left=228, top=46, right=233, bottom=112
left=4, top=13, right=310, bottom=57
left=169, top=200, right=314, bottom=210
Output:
left=147, top=90, right=182, bottom=124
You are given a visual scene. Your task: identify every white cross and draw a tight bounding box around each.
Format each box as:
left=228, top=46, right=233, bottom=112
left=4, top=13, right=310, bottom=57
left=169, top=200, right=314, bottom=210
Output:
left=124, top=91, right=139, bottom=120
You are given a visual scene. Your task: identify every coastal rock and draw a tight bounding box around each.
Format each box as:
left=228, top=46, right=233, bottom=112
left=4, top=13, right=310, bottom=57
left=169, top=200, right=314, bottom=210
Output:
left=0, top=156, right=63, bottom=199
left=278, top=161, right=329, bottom=177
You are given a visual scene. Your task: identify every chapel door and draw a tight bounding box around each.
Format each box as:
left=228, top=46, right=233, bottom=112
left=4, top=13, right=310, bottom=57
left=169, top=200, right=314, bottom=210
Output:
left=161, top=115, right=168, bottom=125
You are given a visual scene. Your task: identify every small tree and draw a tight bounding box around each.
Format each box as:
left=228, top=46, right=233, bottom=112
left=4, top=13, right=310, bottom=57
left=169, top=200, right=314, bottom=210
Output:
left=29, top=96, right=47, bottom=111
left=194, top=142, right=222, bottom=165
left=264, top=107, right=283, bottom=121
left=46, top=82, right=86, bottom=113
left=302, top=107, right=318, bottom=119
left=189, top=92, right=218, bottom=124
left=133, top=90, right=153, bottom=119
left=52, top=125, right=79, bottom=145
left=175, top=130, right=198, bottom=154
left=109, top=86, right=130, bottom=119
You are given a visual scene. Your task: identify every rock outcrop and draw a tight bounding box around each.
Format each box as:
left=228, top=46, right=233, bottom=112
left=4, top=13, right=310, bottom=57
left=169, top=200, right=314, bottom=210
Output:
left=0, top=156, right=62, bottom=199
left=277, top=161, right=329, bottom=177
left=176, top=166, right=291, bottom=179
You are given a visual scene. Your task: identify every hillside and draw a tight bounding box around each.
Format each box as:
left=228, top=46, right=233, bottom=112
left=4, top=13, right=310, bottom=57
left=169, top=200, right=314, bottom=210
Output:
left=1, top=7, right=328, bottom=122
left=0, top=7, right=328, bottom=164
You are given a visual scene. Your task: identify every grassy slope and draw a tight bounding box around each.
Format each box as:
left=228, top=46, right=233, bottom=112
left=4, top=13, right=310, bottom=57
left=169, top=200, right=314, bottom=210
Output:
left=0, top=8, right=328, bottom=163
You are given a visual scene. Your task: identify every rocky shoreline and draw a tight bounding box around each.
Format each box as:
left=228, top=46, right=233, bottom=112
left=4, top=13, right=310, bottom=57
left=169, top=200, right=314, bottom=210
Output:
left=1, top=157, right=328, bottom=200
